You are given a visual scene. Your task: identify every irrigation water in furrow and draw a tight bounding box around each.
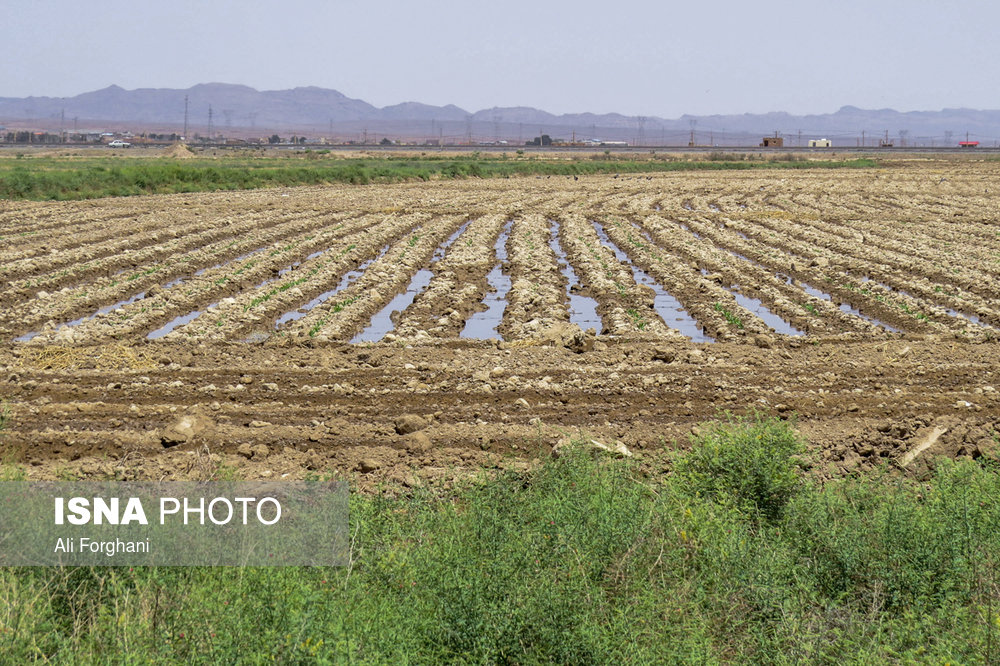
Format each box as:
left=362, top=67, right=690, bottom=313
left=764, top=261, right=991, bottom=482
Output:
left=723, top=284, right=805, bottom=337
left=145, top=246, right=333, bottom=340
left=275, top=243, right=392, bottom=328
left=635, top=219, right=804, bottom=336
left=147, top=305, right=218, bottom=340
left=12, top=251, right=270, bottom=342
left=859, top=276, right=992, bottom=330
left=18, top=243, right=284, bottom=340
left=461, top=220, right=513, bottom=340
left=547, top=220, right=603, bottom=333
left=352, top=221, right=473, bottom=343
left=14, top=291, right=153, bottom=343
left=795, top=281, right=903, bottom=333
left=590, top=220, right=712, bottom=343
left=700, top=228, right=898, bottom=333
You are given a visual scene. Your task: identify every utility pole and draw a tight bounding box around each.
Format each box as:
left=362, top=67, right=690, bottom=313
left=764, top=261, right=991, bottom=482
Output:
left=797, top=129, right=802, bottom=147
left=207, top=105, right=213, bottom=141
left=861, top=130, right=865, bottom=147
left=183, top=95, right=189, bottom=140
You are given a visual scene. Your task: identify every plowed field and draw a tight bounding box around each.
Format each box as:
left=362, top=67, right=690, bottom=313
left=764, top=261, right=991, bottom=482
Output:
left=2, top=160, right=999, bottom=486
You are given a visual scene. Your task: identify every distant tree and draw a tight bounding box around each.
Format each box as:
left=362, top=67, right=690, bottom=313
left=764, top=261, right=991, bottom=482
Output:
left=380, top=137, right=393, bottom=145
left=268, top=134, right=281, bottom=144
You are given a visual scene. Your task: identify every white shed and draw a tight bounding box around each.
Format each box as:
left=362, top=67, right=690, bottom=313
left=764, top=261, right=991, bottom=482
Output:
left=808, top=139, right=832, bottom=148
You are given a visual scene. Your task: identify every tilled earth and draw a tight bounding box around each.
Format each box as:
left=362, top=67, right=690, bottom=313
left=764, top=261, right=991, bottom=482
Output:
left=1, top=158, right=998, bottom=486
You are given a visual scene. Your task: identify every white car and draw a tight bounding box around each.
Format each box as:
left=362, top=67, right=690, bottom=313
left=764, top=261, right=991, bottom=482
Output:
left=107, top=140, right=131, bottom=148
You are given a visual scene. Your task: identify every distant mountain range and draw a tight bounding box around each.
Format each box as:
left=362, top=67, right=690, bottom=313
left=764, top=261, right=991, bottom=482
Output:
left=2, top=83, right=998, bottom=146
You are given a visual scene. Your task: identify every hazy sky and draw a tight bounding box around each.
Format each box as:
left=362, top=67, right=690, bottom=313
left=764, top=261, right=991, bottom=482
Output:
left=4, top=0, right=998, bottom=117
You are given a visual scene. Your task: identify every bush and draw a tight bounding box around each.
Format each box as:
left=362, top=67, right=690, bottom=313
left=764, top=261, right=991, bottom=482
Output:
left=675, top=412, right=805, bottom=520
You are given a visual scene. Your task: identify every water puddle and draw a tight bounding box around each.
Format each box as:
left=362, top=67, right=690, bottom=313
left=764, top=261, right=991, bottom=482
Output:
left=678, top=223, right=702, bottom=240
left=461, top=220, right=514, bottom=340
left=352, top=221, right=472, bottom=343
left=860, top=276, right=914, bottom=299
left=194, top=247, right=266, bottom=277
left=860, top=277, right=989, bottom=329
left=252, top=248, right=332, bottom=291
left=162, top=277, right=185, bottom=289
left=714, top=242, right=900, bottom=334
left=724, top=286, right=806, bottom=336
left=277, top=249, right=326, bottom=278
left=18, top=245, right=274, bottom=342
left=275, top=244, right=391, bottom=328
left=147, top=303, right=218, bottom=340
left=14, top=275, right=185, bottom=342
left=591, top=221, right=713, bottom=342
left=547, top=220, right=603, bottom=332
left=945, top=308, right=989, bottom=328
left=796, top=279, right=901, bottom=332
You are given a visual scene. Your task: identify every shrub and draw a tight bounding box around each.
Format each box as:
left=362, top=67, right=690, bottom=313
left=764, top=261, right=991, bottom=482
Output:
left=674, top=412, right=805, bottom=520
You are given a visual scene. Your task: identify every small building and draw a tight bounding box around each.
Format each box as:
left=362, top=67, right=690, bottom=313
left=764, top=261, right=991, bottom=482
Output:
left=760, top=136, right=784, bottom=147
left=808, top=138, right=832, bottom=148
left=959, top=141, right=979, bottom=148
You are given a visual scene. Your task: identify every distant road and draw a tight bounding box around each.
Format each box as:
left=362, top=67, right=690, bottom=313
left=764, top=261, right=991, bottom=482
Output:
left=2, top=143, right=998, bottom=155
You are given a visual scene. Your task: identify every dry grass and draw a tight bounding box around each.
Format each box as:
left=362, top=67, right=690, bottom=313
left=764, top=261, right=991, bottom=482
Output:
left=19, top=343, right=157, bottom=371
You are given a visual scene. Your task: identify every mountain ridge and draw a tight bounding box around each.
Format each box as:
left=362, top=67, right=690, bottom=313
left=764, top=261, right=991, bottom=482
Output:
left=2, top=84, right=997, bottom=143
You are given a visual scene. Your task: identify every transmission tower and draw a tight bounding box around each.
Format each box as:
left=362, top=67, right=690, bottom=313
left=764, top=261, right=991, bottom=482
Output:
left=207, top=106, right=213, bottom=140
left=183, top=95, right=189, bottom=139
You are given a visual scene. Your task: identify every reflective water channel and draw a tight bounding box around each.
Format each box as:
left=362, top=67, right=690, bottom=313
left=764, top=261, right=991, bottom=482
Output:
left=352, top=221, right=472, bottom=343
left=590, top=220, right=713, bottom=343
left=547, top=220, right=603, bottom=332
left=461, top=221, right=514, bottom=340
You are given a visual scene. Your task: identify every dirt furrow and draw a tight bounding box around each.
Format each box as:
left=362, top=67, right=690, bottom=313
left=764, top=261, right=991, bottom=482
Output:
left=393, top=214, right=507, bottom=341
left=288, top=215, right=468, bottom=342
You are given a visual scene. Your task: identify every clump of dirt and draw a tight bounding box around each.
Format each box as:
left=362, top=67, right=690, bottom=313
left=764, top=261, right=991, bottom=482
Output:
left=163, top=143, right=196, bottom=159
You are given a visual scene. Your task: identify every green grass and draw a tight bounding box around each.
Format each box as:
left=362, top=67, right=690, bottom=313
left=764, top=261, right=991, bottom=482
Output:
left=2, top=414, right=998, bottom=663
left=714, top=301, right=745, bottom=329
left=0, top=155, right=879, bottom=201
